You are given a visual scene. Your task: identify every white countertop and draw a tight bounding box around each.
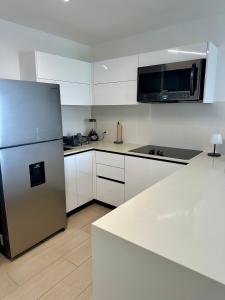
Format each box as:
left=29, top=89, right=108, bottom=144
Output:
left=64, top=141, right=189, bottom=164
left=93, top=151, right=225, bottom=286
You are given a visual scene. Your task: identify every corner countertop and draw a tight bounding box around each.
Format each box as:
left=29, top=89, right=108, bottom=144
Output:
left=93, top=151, right=225, bottom=286
left=64, top=141, right=189, bottom=164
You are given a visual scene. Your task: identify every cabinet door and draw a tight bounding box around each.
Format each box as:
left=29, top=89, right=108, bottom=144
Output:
left=60, top=82, right=92, bottom=105
left=94, top=81, right=137, bottom=105
left=37, top=78, right=92, bottom=105
left=125, top=156, right=182, bottom=201
left=139, top=43, right=207, bottom=67
left=96, top=177, right=124, bottom=207
left=76, top=152, right=93, bottom=207
left=94, top=55, right=138, bottom=84
left=64, top=155, right=77, bottom=213
left=36, top=51, right=91, bottom=84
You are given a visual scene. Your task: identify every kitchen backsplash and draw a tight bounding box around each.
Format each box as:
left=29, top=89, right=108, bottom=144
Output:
left=92, top=103, right=225, bottom=153
left=61, top=106, right=91, bottom=136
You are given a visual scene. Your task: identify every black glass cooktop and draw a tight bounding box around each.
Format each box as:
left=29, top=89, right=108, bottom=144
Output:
left=129, top=145, right=202, bottom=160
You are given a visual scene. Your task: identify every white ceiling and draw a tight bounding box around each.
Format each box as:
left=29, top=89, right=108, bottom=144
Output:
left=0, top=0, right=224, bottom=45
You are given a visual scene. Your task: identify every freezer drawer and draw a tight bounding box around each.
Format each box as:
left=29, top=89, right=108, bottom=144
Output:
left=0, top=140, right=66, bottom=258
left=0, top=79, right=63, bottom=148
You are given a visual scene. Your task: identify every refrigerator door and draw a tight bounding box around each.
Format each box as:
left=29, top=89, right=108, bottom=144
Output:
left=0, top=79, right=63, bottom=148
left=0, top=140, right=66, bottom=258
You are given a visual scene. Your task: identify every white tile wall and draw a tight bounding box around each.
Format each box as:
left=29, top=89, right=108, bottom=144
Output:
left=61, top=106, right=91, bottom=136
left=92, top=103, right=225, bottom=153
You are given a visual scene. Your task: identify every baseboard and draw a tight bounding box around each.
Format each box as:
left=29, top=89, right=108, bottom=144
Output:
left=92, top=199, right=116, bottom=210
left=66, top=199, right=116, bottom=217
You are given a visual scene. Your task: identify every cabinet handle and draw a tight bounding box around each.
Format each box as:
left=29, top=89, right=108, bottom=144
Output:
left=97, top=176, right=125, bottom=185
left=190, top=63, right=197, bottom=96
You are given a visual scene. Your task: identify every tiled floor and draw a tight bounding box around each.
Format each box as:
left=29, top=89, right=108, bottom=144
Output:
left=0, top=204, right=111, bottom=300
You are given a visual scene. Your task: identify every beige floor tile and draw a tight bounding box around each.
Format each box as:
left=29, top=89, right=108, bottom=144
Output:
left=0, top=205, right=110, bottom=300
left=0, top=271, right=18, bottom=299
left=2, top=258, right=76, bottom=300
left=40, top=259, right=92, bottom=300
left=76, top=285, right=92, bottom=300
left=0, top=253, right=11, bottom=270
left=64, top=240, right=91, bottom=266
left=91, top=204, right=111, bottom=215
left=6, top=247, right=61, bottom=286
left=44, top=229, right=89, bottom=257
left=68, top=205, right=111, bottom=230
left=80, top=224, right=91, bottom=235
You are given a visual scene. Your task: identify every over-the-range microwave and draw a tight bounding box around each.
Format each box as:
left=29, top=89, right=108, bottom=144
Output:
left=137, top=59, right=206, bottom=103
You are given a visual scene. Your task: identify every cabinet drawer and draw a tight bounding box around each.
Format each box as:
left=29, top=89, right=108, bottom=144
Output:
left=96, top=151, right=124, bottom=168
left=96, top=177, right=124, bottom=207
left=96, top=164, right=124, bottom=182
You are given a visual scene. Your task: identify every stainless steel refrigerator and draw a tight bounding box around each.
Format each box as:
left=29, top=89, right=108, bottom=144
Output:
left=0, top=79, right=67, bottom=258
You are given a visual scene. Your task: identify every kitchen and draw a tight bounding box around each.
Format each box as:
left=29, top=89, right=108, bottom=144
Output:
left=0, top=1, right=225, bottom=299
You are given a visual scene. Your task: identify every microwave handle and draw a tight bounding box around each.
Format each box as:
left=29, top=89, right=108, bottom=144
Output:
left=190, top=64, right=196, bottom=96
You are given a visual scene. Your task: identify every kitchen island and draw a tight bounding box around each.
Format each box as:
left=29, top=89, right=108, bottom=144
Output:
left=92, top=152, right=225, bottom=300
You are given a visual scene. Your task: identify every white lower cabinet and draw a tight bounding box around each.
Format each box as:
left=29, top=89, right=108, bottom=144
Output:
left=95, top=151, right=125, bottom=207
left=64, top=155, right=77, bottom=213
left=77, top=151, right=93, bottom=207
left=64, top=150, right=184, bottom=211
left=96, top=177, right=125, bottom=207
left=96, top=164, right=124, bottom=182
left=64, top=151, right=93, bottom=213
left=125, top=156, right=183, bottom=201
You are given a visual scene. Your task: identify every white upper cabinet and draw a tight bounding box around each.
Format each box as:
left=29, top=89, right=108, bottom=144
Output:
left=139, top=43, right=208, bottom=66
left=20, top=41, right=218, bottom=106
left=38, top=78, right=92, bottom=106
left=36, top=51, right=91, bottom=84
left=94, top=81, right=137, bottom=105
left=139, top=42, right=218, bottom=103
left=93, top=55, right=138, bottom=105
left=20, top=51, right=92, bottom=105
left=93, top=55, right=138, bottom=84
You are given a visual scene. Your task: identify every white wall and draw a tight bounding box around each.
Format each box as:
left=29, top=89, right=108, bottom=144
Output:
left=0, top=19, right=91, bottom=80
left=92, top=104, right=225, bottom=152
left=91, top=14, right=225, bottom=151
left=61, top=106, right=91, bottom=136
left=0, top=18, right=91, bottom=135
left=91, top=14, right=225, bottom=101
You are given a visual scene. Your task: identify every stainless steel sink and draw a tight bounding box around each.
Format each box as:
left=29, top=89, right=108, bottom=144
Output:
left=63, top=146, right=73, bottom=151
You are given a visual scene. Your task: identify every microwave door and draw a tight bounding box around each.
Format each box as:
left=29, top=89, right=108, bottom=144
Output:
left=138, top=65, right=164, bottom=102
left=137, top=59, right=205, bottom=103
left=190, top=63, right=197, bottom=96
left=162, top=65, right=195, bottom=101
